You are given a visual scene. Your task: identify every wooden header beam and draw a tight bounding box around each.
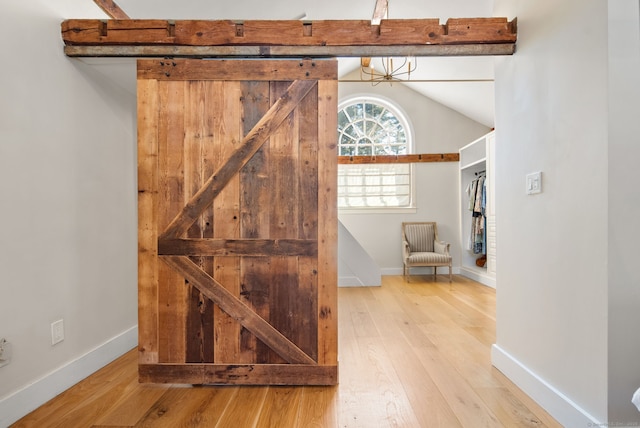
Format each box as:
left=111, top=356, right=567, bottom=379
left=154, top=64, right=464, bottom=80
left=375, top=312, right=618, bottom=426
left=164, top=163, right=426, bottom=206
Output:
left=61, top=18, right=517, bottom=58
left=64, top=43, right=515, bottom=58
left=338, top=153, right=459, bottom=164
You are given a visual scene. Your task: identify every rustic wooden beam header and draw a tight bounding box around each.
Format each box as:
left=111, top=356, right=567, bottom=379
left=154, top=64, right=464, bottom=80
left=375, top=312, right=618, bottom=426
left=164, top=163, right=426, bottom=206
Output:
left=64, top=43, right=515, bottom=58
left=61, top=18, right=517, bottom=58
left=338, top=153, right=459, bottom=164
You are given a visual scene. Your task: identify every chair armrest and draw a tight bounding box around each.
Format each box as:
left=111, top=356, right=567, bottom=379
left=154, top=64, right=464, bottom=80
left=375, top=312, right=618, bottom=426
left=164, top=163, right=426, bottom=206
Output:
left=434, top=240, right=450, bottom=255
left=402, top=240, right=411, bottom=258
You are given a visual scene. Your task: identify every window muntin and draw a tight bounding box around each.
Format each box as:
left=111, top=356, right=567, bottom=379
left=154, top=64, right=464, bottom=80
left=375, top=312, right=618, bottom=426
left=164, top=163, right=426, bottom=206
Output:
left=337, top=97, right=413, bottom=209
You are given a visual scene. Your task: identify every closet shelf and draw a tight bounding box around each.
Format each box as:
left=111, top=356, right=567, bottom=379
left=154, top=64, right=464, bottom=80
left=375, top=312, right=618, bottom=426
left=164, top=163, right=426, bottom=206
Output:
left=460, top=158, right=486, bottom=171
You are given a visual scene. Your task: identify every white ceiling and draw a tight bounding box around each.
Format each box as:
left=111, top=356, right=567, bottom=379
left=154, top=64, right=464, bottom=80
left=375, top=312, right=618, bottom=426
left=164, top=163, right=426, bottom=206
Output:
left=76, top=0, right=498, bottom=127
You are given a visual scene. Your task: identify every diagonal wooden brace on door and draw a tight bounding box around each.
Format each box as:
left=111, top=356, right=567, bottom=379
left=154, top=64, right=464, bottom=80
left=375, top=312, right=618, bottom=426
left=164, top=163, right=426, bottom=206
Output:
left=161, top=255, right=317, bottom=365
left=159, top=79, right=317, bottom=240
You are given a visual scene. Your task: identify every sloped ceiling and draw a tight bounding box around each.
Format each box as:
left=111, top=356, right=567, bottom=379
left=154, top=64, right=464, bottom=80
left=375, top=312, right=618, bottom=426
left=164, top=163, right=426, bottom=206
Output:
left=74, top=0, right=497, bottom=127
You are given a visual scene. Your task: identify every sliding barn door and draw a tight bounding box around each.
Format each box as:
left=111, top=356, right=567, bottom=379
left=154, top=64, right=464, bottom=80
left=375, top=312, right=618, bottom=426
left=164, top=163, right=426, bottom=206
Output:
left=137, top=59, right=338, bottom=385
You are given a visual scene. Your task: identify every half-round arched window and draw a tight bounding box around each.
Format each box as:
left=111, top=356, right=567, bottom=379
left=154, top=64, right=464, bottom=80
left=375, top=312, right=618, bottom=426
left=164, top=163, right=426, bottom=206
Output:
left=337, top=97, right=414, bottom=209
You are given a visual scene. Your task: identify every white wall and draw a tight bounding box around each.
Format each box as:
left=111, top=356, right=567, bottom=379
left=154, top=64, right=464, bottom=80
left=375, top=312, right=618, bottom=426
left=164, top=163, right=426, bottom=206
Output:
left=607, top=0, right=640, bottom=423
left=338, top=220, right=381, bottom=286
left=338, top=75, right=490, bottom=274
left=0, top=2, right=138, bottom=425
left=492, top=0, right=640, bottom=425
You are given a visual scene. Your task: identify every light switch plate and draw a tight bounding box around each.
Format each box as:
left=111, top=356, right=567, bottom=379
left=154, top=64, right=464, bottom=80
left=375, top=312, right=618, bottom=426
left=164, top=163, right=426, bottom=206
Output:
left=526, top=171, right=542, bottom=195
left=51, top=319, right=64, bottom=345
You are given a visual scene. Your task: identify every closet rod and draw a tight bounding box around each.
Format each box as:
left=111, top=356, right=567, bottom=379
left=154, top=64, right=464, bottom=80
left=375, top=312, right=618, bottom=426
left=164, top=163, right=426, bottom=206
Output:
left=474, top=170, right=486, bottom=176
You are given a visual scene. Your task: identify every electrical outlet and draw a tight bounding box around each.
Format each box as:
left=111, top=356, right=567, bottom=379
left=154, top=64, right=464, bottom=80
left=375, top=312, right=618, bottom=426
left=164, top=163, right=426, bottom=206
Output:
left=0, top=338, right=11, bottom=367
left=51, top=319, right=65, bottom=345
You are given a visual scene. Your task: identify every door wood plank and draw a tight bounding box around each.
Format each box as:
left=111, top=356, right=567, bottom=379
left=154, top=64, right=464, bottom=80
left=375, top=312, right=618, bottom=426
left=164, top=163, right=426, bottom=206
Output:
left=293, top=83, right=319, bottom=360
left=268, top=81, right=301, bottom=363
left=161, top=256, right=317, bottom=365
left=157, top=81, right=188, bottom=363
left=297, top=84, right=319, bottom=241
left=137, top=78, right=160, bottom=365
left=184, top=80, right=215, bottom=363
left=159, top=79, right=317, bottom=240
left=212, top=81, right=243, bottom=364
left=238, top=80, right=274, bottom=364
left=316, top=79, right=338, bottom=366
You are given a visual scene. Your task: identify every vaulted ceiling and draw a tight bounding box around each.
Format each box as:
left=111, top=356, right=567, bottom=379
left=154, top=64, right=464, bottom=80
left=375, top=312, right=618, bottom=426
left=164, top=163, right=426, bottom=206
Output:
left=72, top=0, right=499, bottom=127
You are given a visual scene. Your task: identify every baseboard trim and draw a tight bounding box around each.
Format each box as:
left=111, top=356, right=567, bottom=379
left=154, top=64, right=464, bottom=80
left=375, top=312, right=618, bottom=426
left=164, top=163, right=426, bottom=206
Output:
left=491, top=344, right=600, bottom=427
left=380, top=267, right=462, bottom=276
left=459, top=266, right=495, bottom=288
left=338, top=276, right=370, bottom=287
left=0, top=326, right=138, bottom=427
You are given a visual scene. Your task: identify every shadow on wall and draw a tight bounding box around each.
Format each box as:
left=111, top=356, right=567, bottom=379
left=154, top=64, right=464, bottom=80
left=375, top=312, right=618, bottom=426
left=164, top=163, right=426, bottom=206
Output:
left=338, top=220, right=381, bottom=287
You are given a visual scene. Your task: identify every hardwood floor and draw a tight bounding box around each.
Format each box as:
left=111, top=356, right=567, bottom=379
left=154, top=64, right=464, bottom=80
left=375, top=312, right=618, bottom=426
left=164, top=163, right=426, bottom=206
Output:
left=12, top=275, right=560, bottom=427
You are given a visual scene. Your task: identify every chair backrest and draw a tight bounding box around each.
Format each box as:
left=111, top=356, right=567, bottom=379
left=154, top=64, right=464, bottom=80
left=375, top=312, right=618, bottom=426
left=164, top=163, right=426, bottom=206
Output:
left=402, top=222, right=437, bottom=252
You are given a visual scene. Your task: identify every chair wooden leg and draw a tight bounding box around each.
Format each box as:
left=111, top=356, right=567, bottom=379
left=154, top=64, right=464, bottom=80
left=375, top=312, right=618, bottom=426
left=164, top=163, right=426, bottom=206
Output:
left=434, top=266, right=437, bottom=281
left=449, top=265, right=452, bottom=283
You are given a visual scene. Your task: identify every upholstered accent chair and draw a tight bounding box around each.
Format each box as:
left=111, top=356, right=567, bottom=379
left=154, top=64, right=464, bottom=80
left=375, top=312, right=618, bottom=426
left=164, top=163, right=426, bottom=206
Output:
left=402, top=222, right=452, bottom=282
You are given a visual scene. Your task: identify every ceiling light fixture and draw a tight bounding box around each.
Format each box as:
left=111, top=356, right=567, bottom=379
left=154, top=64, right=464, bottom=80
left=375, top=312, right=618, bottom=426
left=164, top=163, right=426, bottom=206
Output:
left=360, top=56, right=417, bottom=86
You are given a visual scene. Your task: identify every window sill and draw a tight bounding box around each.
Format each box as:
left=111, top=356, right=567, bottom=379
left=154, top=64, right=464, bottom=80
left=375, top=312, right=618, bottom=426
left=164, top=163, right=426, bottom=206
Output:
left=338, top=207, right=417, bottom=215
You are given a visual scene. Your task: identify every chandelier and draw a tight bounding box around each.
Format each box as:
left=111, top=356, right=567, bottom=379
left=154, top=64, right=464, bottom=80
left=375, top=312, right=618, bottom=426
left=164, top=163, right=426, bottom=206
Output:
left=360, top=56, right=418, bottom=85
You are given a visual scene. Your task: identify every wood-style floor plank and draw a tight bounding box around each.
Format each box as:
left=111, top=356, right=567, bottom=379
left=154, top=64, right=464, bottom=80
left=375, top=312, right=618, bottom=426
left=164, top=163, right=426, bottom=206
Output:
left=92, top=383, right=168, bottom=427
left=255, top=387, right=302, bottom=427
left=297, top=386, right=338, bottom=427
left=214, top=386, right=267, bottom=427
left=11, top=275, right=561, bottom=428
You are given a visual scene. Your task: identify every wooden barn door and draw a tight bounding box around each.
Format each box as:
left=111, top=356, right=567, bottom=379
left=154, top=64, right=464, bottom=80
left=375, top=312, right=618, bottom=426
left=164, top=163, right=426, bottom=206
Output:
left=137, top=59, right=338, bottom=385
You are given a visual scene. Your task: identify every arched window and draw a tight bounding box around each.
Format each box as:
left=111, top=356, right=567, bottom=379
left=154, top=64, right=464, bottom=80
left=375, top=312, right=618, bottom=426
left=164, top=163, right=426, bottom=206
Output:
left=337, top=96, right=413, bottom=209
